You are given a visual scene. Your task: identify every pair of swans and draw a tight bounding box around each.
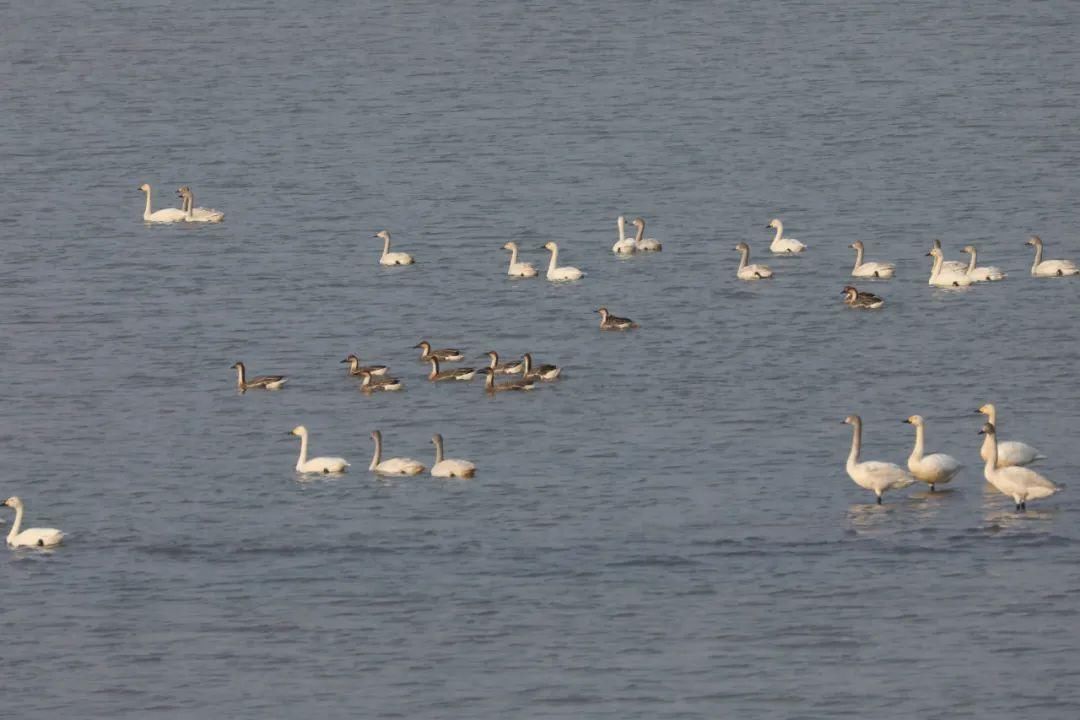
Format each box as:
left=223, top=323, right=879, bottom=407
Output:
left=735, top=242, right=773, bottom=280
left=232, top=361, right=286, bottom=391
left=843, top=414, right=962, bottom=502
left=375, top=230, right=415, bottom=266
left=767, top=219, right=805, bottom=254
left=932, top=239, right=1006, bottom=282
left=139, top=183, right=222, bottom=223
left=979, top=423, right=1060, bottom=510
left=372, top=432, right=474, bottom=477
left=4, top=496, right=64, bottom=548
left=613, top=216, right=662, bottom=254
left=849, top=241, right=895, bottom=278
left=1026, top=236, right=1079, bottom=277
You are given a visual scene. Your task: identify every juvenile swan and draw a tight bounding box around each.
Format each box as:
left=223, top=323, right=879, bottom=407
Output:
left=139, top=183, right=186, bottom=223
left=289, top=426, right=349, bottom=474
left=904, top=415, right=962, bottom=491
left=843, top=415, right=915, bottom=504
left=612, top=216, right=637, bottom=255
left=430, top=434, right=477, bottom=478
left=597, top=307, right=639, bottom=329
left=369, top=430, right=425, bottom=475
left=961, top=245, right=1005, bottom=282
left=231, top=361, right=287, bottom=391
left=1026, top=235, right=1079, bottom=277
left=849, top=240, right=895, bottom=278
left=3, top=497, right=64, bottom=548
left=630, top=217, right=662, bottom=252
left=503, top=242, right=538, bottom=277
left=735, top=242, right=773, bottom=280
left=766, top=218, right=806, bottom=254
left=542, top=241, right=584, bottom=281
left=375, top=230, right=415, bottom=266
left=927, top=247, right=972, bottom=287
left=176, top=186, right=224, bottom=223
left=977, top=404, right=1044, bottom=467
left=841, top=285, right=884, bottom=309
left=979, top=423, right=1060, bottom=510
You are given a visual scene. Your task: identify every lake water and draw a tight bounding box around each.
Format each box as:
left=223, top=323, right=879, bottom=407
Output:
left=2, top=1, right=1080, bottom=717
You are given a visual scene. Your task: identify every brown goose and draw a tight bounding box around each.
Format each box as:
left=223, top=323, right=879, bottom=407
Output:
left=597, top=307, right=638, bottom=330
left=841, top=286, right=884, bottom=309
left=359, top=370, right=402, bottom=392
left=482, top=351, right=524, bottom=375
left=521, top=353, right=560, bottom=381
left=481, top=368, right=534, bottom=393
left=414, top=341, right=464, bottom=362
left=340, top=354, right=389, bottom=377
left=427, top=357, right=477, bottom=382
left=231, top=362, right=286, bottom=391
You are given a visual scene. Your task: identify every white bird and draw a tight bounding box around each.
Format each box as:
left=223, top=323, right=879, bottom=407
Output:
left=979, top=422, right=1060, bottom=511
left=1026, top=235, right=1079, bottom=277
left=289, top=425, right=349, bottom=474
left=139, top=183, right=187, bottom=223
left=931, top=239, right=968, bottom=273
left=735, top=242, right=773, bottom=280
left=430, top=434, right=476, bottom=478
left=612, top=216, right=637, bottom=255
left=849, top=240, right=895, bottom=278
left=977, top=404, right=1044, bottom=467
left=630, top=217, right=662, bottom=252
left=231, top=361, right=287, bottom=391
left=176, top=186, right=224, bottom=223
left=542, top=241, right=584, bottom=281
left=502, top=241, right=538, bottom=277
left=926, top=247, right=972, bottom=287
left=843, top=415, right=916, bottom=504
left=960, top=245, right=1005, bottom=282
left=375, top=230, right=415, bottom=266
left=904, top=415, right=963, bottom=491
left=369, top=430, right=425, bottom=475
left=3, top=497, right=64, bottom=548
left=766, top=218, right=806, bottom=254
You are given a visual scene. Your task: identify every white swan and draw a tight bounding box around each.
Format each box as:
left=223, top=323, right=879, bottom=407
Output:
left=3, top=497, right=64, bottom=548
left=849, top=240, right=895, bottom=278
left=979, top=423, right=1060, bottom=510
left=932, top=239, right=968, bottom=274
left=139, top=183, right=186, bottom=223
left=843, top=415, right=915, bottom=504
left=369, top=430, right=425, bottom=475
left=430, top=434, right=476, bottom=478
left=960, top=245, right=1005, bottom=282
left=630, top=217, right=662, bottom=252
left=766, top=218, right=806, bottom=254
left=289, top=426, right=349, bottom=474
left=927, top=247, right=972, bottom=287
left=977, top=404, right=1044, bottom=467
left=1026, top=235, right=1079, bottom=277
left=177, top=186, right=224, bottom=223
left=375, top=230, right=415, bottom=266
left=612, top=216, right=637, bottom=255
left=542, top=241, right=584, bottom=281
left=904, top=415, right=963, bottom=491
left=735, top=242, right=773, bottom=280
left=502, top=241, right=538, bottom=277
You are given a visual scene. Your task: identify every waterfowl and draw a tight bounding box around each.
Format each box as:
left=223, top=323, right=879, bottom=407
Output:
left=960, top=245, right=1005, bottom=282
left=849, top=240, right=895, bottom=278
left=1026, top=235, right=1079, bottom=277
left=843, top=415, right=916, bottom=504
left=542, top=241, right=584, bottom=281
left=841, top=285, right=884, bottom=309
left=927, top=247, right=972, bottom=287
left=904, top=415, right=963, bottom=491
left=482, top=367, right=534, bottom=392
left=521, top=352, right=560, bottom=381
left=3, top=497, right=64, bottom=548
left=735, top=242, right=773, bottom=280
left=231, top=361, right=286, bottom=391
left=766, top=218, right=806, bottom=254
left=932, top=239, right=968, bottom=274
left=358, top=370, right=402, bottom=392
left=415, top=341, right=464, bottom=362
left=597, top=307, right=639, bottom=329
left=139, top=183, right=186, bottom=223
left=340, top=354, right=389, bottom=377
left=430, top=434, right=476, bottom=478
left=979, top=423, right=1060, bottom=510
left=612, top=216, right=637, bottom=255
left=482, top=351, right=524, bottom=375
left=977, top=404, right=1044, bottom=467
left=176, top=186, right=224, bottom=223
left=369, top=430, right=425, bottom=475
left=630, top=217, right=662, bottom=252
left=289, top=425, right=349, bottom=474
left=375, top=230, right=415, bottom=266
left=427, top=356, right=477, bottom=382
left=503, top=241, right=538, bottom=277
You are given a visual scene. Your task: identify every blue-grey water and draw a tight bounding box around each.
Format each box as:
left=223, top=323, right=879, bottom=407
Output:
left=2, top=1, right=1080, bottom=717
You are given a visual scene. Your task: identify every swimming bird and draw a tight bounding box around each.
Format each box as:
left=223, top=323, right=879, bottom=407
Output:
left=841, top=285, right=884, bottom=309
left=597, top=307, right=639, bottom=329
left=979, top=423, right=1060, bottom=510
left=176, top=186, right=224, bottom=223
left=427, top=356, right=477, bottom=382
left=630, top=217, right=662, bottom=252
left=430, top=434, right=477, bottom=478
left=375, top=230, right=415, bottom=266
left=3, top=497, right=64, bottom=548
left=358, top=370, right=402, bottom=392
left=612, top=216, right=637, bottom=255
left=843, top=415, right=916, bottom=504
left=735, top=242, right=773, bottom=280
left=482, top=351, right=524, bottom=375
left=766, top=218, right=806, bottom=254
left=976, top=404, right=1044, bottom=467
left=289, top=425, right=349, bottom=474
left=904, top=415, right=962, bottom=491
left=503, top=241, right=538, bottom=277
left=1025, top=235, right=1079, bottom=277
left=960, top=245, right=1005, bottom=282
left=521, top=352, right=560, bottom=381
left=139, top=183, right=186, bottom=223
left=415, top=341, right=464, bottom=362
left=927, top=247, right=972, bottom=287
left=369, top=430, right=425, bottom=475
left=932, top=239, right=968, bottom=273
left=849, top=240, right=895, bottom=278
left=341, top=354, right=389, bottom=377
left=542, top=241, right=584, bottom=281
left=482, top=367, right=534, bottom=392
left=231, top=361, right=286, bottom=391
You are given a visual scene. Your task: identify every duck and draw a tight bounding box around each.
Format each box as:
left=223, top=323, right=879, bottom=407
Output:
left=289, top=426, right=349, bottom=474
left=766, top=218, right=806, bottom=254
left=1026, top=235, right=1079, bottom=277
left=612, top=216, right=637, bottom=254
left=415, top=341, right=464, bottom=362
left=932, top=239, right=969, bottom=273
left=735, top=242, right=773, bottom=280
left=176, top=186, right=224, bottom=223
left=957, top=245, right=1006, bottom=282
left=375, top=230, right=415, bottom=266
left=358, top=370, right=402, bottom=392
left=482, top=351, right=524, bottom=375
left=138, top=183, right=187, bottom=223
left=231, top=361, right=286, bottom=391
left=843, top=415, right=916, bottom=504
left=597, top=307, right=639, bottom=329
left=369, top=430, right=425, bottom=475
left=849, top=240, right=895, bottom=278
left=430, top=434, right=477, bottom=478
left=502, top=241, right=538, bottom=277
left=904, top=415, right=963, bottom=491
left=521, top=352, right=560, bottom=381
left=977, top=404, right=1044, bottom=467
left=3, top=497, right=64, bottom=548
left=340, top=354, right=389, bottom=377
left=630, top=217, right=662, bottom=252
left=979, top=423, right=1060, bottom=510
left=841, top=285, right=884, bottom=309
left=427, top=356, right=477, bottom=382
left=926, top=247, right=973, bottom=287
left=542, top=241, right=584, bottom=281
left=481, top=367, right=534, bottom=393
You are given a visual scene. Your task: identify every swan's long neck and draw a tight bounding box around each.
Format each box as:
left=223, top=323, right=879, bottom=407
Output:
left=382, top=235, right=391, bottom=258
left=507, top=245, right=519, bottom=265
left=370, top=434, right=382, bottom=470
left=846, top=421, right=862, bottom=471
left=853, top=244, right=864, bottom=269
left=296, top=432, right=309, bottom=470
left=772, top=223, right=783, bottom=245
left=7, top=504, right=23, bottom=543
left=738, top=247, right=750, bottom=270
left=909, top=423, right=925, bottom=464
left=633, top=222, right=644, bottom=243
left=434, top=437, right=444, bottom=464
left=143, top=188, right=153, bottom=220
left=984, top=432, right=999, bottom=474
left=547, top=246, right=559, bottom=272
left=183, top=192, right=194, bottom=219
left=930, top=253, right=943, bottom=279
left=617, top=217, right=627, bottom=242
left=1031, top=242, right=1043, bottom=270
left=235, top=365, right=246, bottom=388
left=966, top=249, right=977, bottom=274
left=984, top=406, right=997, bottom=426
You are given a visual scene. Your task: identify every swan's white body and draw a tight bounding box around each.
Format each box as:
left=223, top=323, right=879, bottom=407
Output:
left=139, top=183, right=186, bottom=223
left=376, top=230, right=415, bottom=266
left=735, top=242, right=772, bottom=280
left=767, top=219, right=805, bottom=254
left=1026, top=236, right=1079, bottom=277
left=430, top=434, right=476, bottom=478
left=543, top=242, right=583, bottom=281
left=844, top=415, right=915, bottom=503
left=631, top=217, right=662, bottom=252
left=927, top=247, right=972, bottom=287
left=960, top=245, right=1005, bottom=282
left=178, top=187, right=224, bottom=223
left=369, top=431, right=424, bottom=475
left=931, top=239, right=968, bottom=273
left=978, top=404, right=1044, bottom=467
left=612, top=216, right=637, bottom=255
left=980, top=423, right=1060, bottom=510
left=904, top=415, right=963, bottom=490
left=849, top=241, right=895, bottom=278
left=290, top=426, right=349, bottom=474
left=503, top=242, right=538, bottom=277
left=3, top=497, right=64, bottom=548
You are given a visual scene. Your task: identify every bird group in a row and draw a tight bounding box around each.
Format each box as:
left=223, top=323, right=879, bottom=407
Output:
left=138, top=184, right=223, bottom=223
left=289, top=426, right=475, bottom=478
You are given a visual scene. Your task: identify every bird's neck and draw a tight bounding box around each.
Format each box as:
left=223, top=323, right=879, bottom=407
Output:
left=7, top=505, right=23, bottom=543
left=846, top=422, right=861, bottom=471
left=370, top=436, right=382, bottom=470
left=909, top=424, right=925, bottom=463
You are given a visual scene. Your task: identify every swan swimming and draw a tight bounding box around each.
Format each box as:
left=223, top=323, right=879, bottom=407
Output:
left=849, top=240, right=895, bottom=278
left=612, top=216, right=637, bottom=255
left=977, top=404, right=1044, bottom=467
left=176, top=186, right=224, bottom=223
left=289, top=425, right=349, bottom=474
left=375, top=230, right=415, bottom=266
left=841, top=285, right=884, bottom=309
left=231, top=361, right=287, bottom=391
left=735, top=242, right=773, bottom=280
left=430, top=434, right=476, bottom=478
left=542, top=241, right=584, bottom=281
left=932, top=239, right=968, bottom=274
left=597, top=307, right=639, bottom=329
left=843, top=415, right=916, bottom=504
left=979, top=423, right=1060, bottom=510
left=958, top=245, right=1005, bottom=282
left=139, top=183, right=186, bottom=223
left=1026, top=235, right=1079, bottom=277
left=3, top=497, right=64, bottom=548
left=766, top=218, right=806, bottom=254
left=904, top=415, right=963, bottom=491
left=630, top=217, right=662, bottom=252
left=926, top=247, right=972, bottom=287
left=369, top=430, right=425, bottom=475
left=503, top=241, right=538, bottom=277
